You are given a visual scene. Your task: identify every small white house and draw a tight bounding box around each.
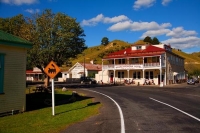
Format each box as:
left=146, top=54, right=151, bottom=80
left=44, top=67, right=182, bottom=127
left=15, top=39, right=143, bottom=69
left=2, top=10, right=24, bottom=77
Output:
left=61, top=62, right=102, bottom=81
left=26, top=67, right=43, bottom=81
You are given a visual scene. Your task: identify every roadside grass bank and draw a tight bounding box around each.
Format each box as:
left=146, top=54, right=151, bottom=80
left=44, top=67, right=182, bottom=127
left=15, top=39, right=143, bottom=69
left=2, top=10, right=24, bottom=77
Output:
left=0, top=87, right=101, bottom=133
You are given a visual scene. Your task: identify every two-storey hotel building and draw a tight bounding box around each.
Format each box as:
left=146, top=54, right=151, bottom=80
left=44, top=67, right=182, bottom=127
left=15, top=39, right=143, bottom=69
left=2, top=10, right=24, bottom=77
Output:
left=99, top=44, right=186, bottom=86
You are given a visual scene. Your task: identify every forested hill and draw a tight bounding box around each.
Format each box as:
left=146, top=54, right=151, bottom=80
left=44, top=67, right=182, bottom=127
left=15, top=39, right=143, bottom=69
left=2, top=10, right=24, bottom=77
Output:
left=62, top=40, right=200, bottom=74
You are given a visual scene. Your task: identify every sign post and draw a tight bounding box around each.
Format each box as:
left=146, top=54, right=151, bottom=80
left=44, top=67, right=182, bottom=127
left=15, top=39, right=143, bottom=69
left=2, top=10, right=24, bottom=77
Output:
left=44, top=61, right=61, bottom=116
left=52, top=78, right=55, bottom=115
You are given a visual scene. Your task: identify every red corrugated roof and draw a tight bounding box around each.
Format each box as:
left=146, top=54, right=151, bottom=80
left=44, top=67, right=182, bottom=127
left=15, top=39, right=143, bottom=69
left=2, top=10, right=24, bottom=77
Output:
left=104, top=45, right=166, bottom=59
left=79, top=63, right=102, bottom=71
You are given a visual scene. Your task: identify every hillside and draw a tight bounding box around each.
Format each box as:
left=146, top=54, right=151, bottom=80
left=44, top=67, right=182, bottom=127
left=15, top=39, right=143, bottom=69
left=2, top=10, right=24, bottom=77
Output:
left=172, top=49, right=200, bottom=73
left=69, top=40, right=131, bottom=65
left=62, top=40, right=200, bottom=74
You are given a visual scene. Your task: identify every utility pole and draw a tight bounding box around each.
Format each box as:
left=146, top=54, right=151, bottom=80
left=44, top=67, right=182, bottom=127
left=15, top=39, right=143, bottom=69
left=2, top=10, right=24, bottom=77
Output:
left=84, top=54, right=85, bottom=80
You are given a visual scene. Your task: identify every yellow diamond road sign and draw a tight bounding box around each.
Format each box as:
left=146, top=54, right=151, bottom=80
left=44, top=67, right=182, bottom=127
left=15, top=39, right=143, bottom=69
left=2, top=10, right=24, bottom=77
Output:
left=44, top=61, right=61, bottom=79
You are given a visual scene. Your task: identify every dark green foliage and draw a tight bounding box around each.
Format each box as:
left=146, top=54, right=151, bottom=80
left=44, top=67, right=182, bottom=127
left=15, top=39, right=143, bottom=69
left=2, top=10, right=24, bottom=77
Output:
left=152, top=37, right=160, bottom=45
left=0, top=9, right=86, bottom=72
left=27, top=9, right=86, bottom=71
left=143, top=36, right=160, bottom=45
left=143, top=36, right=152, bottom=43
left=101, top=37, right=109, bottom=46
left=192, top=69, right=200, bottom=77
left=0, top=14, right=32, bottom=41
left=88, top=73, right=95, bottom=78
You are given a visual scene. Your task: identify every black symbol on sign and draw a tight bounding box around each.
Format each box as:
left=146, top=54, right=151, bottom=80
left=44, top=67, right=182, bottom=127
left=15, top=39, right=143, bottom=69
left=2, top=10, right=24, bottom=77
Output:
left=48, top=64, right=56, bottom=73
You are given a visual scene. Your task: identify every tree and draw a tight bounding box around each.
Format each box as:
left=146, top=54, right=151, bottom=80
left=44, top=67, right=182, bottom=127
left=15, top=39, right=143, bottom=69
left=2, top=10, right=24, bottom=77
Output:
left=143, top=36, right=152, bottom=44
left=101, top=37, right=109, bottom=46
left=0, top=14, right=32, bottom=41
left=152, top=37, right=160, bottom=45
left=192, top=69, right=200, bottom=77
left=26, top=9, right=86, bottom=83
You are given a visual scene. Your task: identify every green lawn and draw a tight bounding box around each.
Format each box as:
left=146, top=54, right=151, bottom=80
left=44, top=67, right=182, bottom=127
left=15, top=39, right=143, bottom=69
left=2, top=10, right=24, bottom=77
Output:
left=0, top=88, right=101, bottom=133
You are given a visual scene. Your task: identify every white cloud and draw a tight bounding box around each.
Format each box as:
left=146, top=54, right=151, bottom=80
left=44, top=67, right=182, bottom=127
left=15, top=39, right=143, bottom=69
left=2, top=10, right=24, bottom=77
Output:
left=162, top=36, right=200, bottom=49
left=25, top=8, right=40, bottom=14
left=141, top=29, right=171, bottom=38
left=108, top=21, right=171, bottom=32
left=81, top=14, right=104, bottom=26
left=162, top=0, right=172, bottom=6
left=133, top=0, right=173, bottom=10
left=1, top=0, right=38, bottom=5
left=81, top=13, right=200, bottom=51
left=166, top=27, right=197, bottom=38
left=107, top=21, right=132, bottom=31
left=103, top=15, right=129, bottom=23
left=133, top=0, right=156, bottom=10
left=81, top=14, right=129, bottom=26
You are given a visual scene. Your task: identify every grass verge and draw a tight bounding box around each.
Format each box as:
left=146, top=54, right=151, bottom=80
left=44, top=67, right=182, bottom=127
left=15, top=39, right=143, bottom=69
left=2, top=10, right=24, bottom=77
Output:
left=0, top=88, right=101, bottom=133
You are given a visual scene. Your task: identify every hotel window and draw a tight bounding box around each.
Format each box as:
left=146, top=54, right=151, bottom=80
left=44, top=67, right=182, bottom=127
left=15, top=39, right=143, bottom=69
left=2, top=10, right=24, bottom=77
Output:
left=144, top=58, right=148, bottom=63
left=132, top=58, right=139, bottom=64
left=133, top=71, right=141, bottom=79
left=145, top=71, right=154, bottom=79
left=152, top=57, right=159, bottom=63
left=136, top=46, right=142, bottom=50
left=145, top=71, right=149, bottom=79
left=133, top=72, right=136, bottom=79
left=118, top=72, right=124, bottom=78
left=119, top=59, right=125, bottom=64
left=150, top=71, right=153, bottom=79
left=138, top=72, right=141, bottom=79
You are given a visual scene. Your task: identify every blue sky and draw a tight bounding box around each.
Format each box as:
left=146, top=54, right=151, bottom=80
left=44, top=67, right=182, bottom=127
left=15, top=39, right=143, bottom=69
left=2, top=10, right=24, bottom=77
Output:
left=0, top=0, right=200, bottom=53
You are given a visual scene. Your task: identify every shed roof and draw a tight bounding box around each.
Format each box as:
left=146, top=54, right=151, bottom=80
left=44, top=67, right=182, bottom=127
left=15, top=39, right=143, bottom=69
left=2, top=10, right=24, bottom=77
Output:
left=63, top=62, right=102, bottom=73
left=0, top=30, right=32, bottom=49
left=79, top=63, right=102, bottom=71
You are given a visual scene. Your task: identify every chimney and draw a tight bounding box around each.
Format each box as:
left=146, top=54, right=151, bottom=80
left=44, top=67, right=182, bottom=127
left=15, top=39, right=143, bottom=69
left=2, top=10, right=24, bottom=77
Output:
left=90, top=60, right=94, bottom=64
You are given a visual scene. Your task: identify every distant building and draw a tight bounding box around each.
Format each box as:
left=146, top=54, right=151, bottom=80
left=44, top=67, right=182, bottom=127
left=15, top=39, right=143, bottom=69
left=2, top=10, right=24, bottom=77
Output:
left=96, top=44, right=186, bottom=86
left=61, top=61, right=102, bottom=82
left=26, top=67, right=43, bottom=81
left=0, top=30, right=32, bottom=114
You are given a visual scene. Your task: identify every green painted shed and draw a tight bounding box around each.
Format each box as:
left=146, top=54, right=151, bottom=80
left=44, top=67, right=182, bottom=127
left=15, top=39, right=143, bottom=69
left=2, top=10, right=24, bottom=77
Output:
left=0, top=30, right=32, bottom=114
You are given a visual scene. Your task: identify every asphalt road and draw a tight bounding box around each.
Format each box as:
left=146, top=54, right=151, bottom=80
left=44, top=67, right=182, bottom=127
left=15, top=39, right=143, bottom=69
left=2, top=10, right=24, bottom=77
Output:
left=62, top=83, right=200, bottom=133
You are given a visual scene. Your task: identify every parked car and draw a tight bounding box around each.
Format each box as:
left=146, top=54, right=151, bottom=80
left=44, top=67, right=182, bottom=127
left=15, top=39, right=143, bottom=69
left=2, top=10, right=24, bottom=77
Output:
left=187, top=79, right=195, bottom=85
left=80, top=77, right=97, bottom=84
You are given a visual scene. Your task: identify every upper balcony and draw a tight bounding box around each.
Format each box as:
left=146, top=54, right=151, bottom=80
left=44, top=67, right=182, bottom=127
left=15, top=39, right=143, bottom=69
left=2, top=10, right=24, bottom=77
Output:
left=102, top=62, right=165, bottom=70
left=102, top=56, right=166, bottom=70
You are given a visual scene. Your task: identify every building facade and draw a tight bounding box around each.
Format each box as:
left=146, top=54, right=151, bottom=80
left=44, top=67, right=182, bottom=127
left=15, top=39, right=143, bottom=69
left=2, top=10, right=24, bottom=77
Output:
left=0, top=30, right=32, bottom=114
left=99, top=44, right=185, bottom=86
left=62, top=62, right=102, bottom=82
left=26, top=67, right=43, bottom=81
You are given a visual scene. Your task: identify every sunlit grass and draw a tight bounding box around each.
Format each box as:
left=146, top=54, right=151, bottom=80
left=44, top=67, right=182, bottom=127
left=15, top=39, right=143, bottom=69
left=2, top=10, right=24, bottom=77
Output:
left=0, top=89, right=101, bottom=133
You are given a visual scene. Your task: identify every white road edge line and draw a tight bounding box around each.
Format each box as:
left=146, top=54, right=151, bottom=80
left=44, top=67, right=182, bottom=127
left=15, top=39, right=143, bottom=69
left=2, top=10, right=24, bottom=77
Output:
left=149, top=97, right=200, bottom=122
left=82, top=89, right=125, bottom=133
